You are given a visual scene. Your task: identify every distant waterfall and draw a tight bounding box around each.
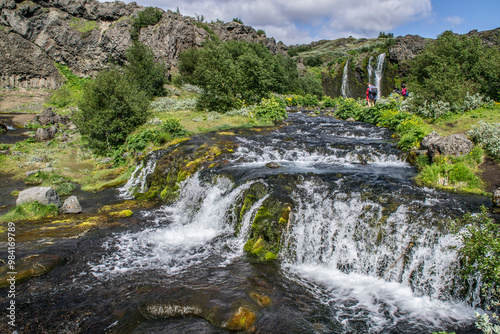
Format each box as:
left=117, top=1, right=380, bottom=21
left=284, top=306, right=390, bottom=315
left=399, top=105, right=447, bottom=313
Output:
left=367, top=56, right=374, bottom=84
left=374, top=53, right=386, bottom=98
left=341, top=60, right=350, bottom=98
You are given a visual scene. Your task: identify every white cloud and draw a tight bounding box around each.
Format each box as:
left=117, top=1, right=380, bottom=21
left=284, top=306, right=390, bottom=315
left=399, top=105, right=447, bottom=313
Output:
left=102, top=0, right=433, bottom=44
left=444, top=16, right=464, bottom=26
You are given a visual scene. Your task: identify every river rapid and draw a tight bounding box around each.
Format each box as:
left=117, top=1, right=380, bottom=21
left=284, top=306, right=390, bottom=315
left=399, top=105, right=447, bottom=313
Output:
left=0, top=111, right=490, bottom=333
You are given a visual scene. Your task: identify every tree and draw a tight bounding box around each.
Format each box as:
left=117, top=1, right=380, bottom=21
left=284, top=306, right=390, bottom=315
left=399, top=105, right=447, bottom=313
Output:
left=409, top=31, right=500, bottom=107
left=125, top=41, right=167, bottom=98
left=74, top=69, right=150, bottom=154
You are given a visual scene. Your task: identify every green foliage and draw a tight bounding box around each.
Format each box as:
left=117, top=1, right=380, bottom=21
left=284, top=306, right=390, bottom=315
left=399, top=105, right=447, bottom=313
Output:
left=415, top=146, right=485, bottom=192
left=254, top=96, right=287, bottom=123
left=161, top=118, right=187, bottom=137
left=453, top=206, right=500, bottom=300
left=48, top=63, right=91, bottom=108
left=287, top=45, right=312, bottom=57
left=304, top=56, right=323, bottom=67
left=467, top=121, right=500, bottom=159
left=232, top=18, right=244, bottom=24
left=179, top=40, right=300, bottom=112
left=0, top=201, right=58, bottom=222
left=298, top=73, right=324, bottom=98
left=150, top=97, right=197, bottom=111
left=131, top=7, right=163, bottom=39
left=378, top=32, right=394, bottom=38
left=409, top=31, right=500, bottom=106
left=56, top=182, right=77, bottom=196
left=256, top=29, right=265, bottom=36
left=125, top=41, right=167, bottom=98
left=74, top=69, right=150, bottom=154
left=335, top=98, right=362, bottom=119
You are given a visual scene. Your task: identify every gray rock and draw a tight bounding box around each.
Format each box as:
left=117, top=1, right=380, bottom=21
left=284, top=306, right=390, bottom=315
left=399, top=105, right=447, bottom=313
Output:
left=33, top=108, right=69, bottom=126
left=346, top=117, right=356, bottom=122
left=34, top=128, right=51, bottom=141
left=388, top=35, right=430, bottom=63
left=420, top=131, right=474, bottom=159
left=60, top=196, right=82, bottom=214
left=494, top=187, right=500, bottom=208
left=16, top=187, right=61, bottom=207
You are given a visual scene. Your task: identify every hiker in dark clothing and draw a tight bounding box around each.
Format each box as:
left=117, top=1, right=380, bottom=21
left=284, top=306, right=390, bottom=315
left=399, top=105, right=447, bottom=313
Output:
left=367, top=83, right=377, bottom=107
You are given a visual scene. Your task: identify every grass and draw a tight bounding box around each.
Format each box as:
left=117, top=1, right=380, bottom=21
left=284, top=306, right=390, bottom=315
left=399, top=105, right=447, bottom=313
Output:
left=430, top=106, right=500, bottom=136
left=68, top=18, right=99, bottom=37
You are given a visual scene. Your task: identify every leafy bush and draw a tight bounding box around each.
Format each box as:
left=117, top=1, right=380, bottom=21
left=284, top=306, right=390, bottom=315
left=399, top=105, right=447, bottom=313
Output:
left=415, top=100, right=451, bottom=120
left=254, top=96, right=287, bottom=123
left=74, top=69, right=150, bottom=154
left=256, top=29, right=265, bottom=36
left=56, top=182, right=77, bottom=196
left=300, top=94, right=319, bottom=107
left=232, top=18, right=244, bottom=24
left=48, top=64, right=91, bottom=108
left=126, top=129, right=159, bottom=151
left=467, top=121, right=500, bottom=159
left=395, top=116, right=432, bottom=150
left=322, top=96, right=337, bottom=108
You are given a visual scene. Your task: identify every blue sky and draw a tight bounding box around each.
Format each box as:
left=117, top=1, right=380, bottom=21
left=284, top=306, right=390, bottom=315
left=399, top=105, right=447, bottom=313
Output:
left=99, top=0, right=500, bottom=45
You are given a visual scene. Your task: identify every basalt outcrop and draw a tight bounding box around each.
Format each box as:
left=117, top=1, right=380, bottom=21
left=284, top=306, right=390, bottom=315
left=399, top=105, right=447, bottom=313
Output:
left=0, top=0, right=286, bottom=89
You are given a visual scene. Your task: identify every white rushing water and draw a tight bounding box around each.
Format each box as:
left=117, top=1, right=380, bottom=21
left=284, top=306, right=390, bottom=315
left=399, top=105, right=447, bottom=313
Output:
left=92, top=174, right=262, bottom=277
left=374, top=53, right=386, bottom=99
left=341, top=60, right=350, bottom=98
left=118, top=157, right=157, bottom=198
left=280, top=179, right=478, bottom=332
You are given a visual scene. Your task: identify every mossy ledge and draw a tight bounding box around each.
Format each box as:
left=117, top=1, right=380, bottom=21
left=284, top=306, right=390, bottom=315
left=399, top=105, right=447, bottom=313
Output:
left=134, top=138, right=236, bottom=202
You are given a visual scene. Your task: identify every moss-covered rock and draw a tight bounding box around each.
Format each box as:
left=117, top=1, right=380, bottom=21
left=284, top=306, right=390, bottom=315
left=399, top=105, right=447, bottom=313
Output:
left=243, top=196, right=292, bottom=262
left=226, top=306, right=256, bottom=331
left=109, top=209, right=133, bottom=218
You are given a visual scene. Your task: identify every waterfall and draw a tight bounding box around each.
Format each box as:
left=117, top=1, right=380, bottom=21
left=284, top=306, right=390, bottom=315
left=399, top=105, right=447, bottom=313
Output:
left=367, top=56, right=374, bottom=84
left=341, top=60, right=350, bottom=98
left=374, top=53, right=386, bottom=99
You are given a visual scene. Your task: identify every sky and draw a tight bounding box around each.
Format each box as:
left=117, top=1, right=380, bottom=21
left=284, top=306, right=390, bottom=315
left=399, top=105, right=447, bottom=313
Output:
left=100, top=0, right=500, bottom=45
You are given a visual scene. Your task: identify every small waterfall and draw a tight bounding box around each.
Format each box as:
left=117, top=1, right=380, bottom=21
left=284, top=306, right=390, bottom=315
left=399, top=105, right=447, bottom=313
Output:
left=341, top=60, right=350, bottom=98
left=118, top=158, right=157, bottom=198
left=374, top=53, right=386, bottom=99
left=367, top=56, right=374, bottom=84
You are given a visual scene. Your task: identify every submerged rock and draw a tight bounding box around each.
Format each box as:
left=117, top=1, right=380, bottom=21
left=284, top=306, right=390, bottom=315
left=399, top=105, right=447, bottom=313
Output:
left=0, top=254, right=66, bottom=288
left=60, top=196, right=82, bottom=214
left=266, top=161, right=280, bottom=168
left=16, top=187, right=61, bottom=207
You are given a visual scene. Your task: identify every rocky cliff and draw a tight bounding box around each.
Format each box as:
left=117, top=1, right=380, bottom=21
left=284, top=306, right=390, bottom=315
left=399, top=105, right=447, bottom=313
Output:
left=0, top=0, right=286, bottom=89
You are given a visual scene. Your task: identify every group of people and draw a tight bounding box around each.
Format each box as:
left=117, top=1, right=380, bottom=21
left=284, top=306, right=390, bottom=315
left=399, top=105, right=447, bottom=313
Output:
left=365, top=83, right=408, bottom=107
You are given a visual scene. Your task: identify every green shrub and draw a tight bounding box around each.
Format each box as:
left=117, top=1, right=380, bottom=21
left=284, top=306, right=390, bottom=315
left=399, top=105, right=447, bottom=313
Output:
left=255, top=96, right=287, bottom=123
left=300, top=94, right=319, bottom=107
left=335, top=98, right=362, bottom=120
left=126, top=129, right=159, bottom=151
left=322, top=96, right=337, bottom=108
left=74, top=69, right=150, bottom=154
left=256, top=29, right=265, bottom=36
left=131, top=7, right=162, bottom=39
left=161, top=118, right=187, bottom=137
left=304, top=56, right=323, bottom=67
left=55, top=182, right=77, bottom=196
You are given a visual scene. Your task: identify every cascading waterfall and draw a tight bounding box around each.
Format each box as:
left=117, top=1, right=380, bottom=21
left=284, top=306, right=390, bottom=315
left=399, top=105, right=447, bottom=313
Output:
left=374, top=53, right=386, bottom=98
left=118, top=151, right=161, bottom=198
left=341, top=60, right=350, bottom=98
left=88, top=112, right=486, bottom=333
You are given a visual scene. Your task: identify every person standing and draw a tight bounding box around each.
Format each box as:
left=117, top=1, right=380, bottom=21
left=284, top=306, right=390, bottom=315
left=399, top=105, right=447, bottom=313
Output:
left=367, top=83, right=377, bottom=107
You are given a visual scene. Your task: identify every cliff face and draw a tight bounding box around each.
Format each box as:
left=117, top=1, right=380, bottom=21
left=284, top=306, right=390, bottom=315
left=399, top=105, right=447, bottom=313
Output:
left=0, top=0, right=285, bottom=89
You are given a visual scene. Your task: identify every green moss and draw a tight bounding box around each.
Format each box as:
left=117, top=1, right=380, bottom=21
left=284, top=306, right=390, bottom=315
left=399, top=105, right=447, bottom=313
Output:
left=0, top=201, right=59, bottom=222
left=109, top=209, right=133, bottom=218
left=68, top=17, right=99, bottom=38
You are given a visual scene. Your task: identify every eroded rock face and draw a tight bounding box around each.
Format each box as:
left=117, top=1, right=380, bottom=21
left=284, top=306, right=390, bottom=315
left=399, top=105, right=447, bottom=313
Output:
left=388, top=35, right=429, bottom=63
left=0, top=0, right=285, bottom=88
left=16, top=186, right=61, bottom=207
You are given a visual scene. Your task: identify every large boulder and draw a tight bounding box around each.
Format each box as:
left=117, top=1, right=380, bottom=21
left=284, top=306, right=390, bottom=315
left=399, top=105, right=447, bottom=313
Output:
left=16, top=187, right=61, bottom=207
left=33, top=108, right=69, bottom=126
left=420, top=131, right=474, bottom=159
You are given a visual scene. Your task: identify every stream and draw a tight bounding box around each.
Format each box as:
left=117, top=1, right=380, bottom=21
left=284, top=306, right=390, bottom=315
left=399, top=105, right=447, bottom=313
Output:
left=0, top=111, right=491, bottom=333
